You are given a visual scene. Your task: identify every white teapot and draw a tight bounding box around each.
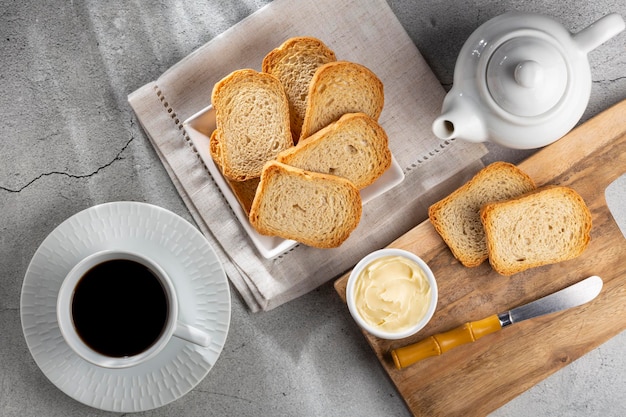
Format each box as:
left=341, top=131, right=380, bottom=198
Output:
left=432, top=12, right=625, bottom=149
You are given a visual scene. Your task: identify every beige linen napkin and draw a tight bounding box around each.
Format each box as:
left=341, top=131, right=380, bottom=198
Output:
left=128, top=0, right=487, bottom=311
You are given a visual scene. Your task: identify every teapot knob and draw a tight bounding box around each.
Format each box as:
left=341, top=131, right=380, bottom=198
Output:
left=514, top=60, right=543, bottom=88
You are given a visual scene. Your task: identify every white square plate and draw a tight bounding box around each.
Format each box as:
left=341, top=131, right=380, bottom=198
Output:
left=183, top=105, right=405, bottom=259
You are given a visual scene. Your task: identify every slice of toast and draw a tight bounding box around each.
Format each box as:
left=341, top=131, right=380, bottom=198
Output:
left=211, top=69, right=293, bottom=181
left=299, top=61, right=384, bottom=141
left=209, top=130, right=260, bottom=214
left=481, top=186, right=592, bottom=275
left=276, top=113, right=391, bottom=189
left=249, top=161, right=362, bottom=248
left=262, top=37, right=336, bottom=143
left=428, top=162, right=536, bottom=267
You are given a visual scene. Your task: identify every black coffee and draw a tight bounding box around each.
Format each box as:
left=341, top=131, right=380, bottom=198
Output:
left=71, top=259, right=168, bottom=357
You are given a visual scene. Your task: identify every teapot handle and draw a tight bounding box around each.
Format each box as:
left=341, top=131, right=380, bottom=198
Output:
left=573, top=13, right=625, bottom=54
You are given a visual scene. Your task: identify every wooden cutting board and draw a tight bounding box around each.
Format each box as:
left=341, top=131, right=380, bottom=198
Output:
left=334, top=99, right=626, bottom=417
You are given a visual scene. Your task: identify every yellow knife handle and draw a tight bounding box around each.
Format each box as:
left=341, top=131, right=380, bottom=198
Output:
left=391, top=314, right=502, bottom=370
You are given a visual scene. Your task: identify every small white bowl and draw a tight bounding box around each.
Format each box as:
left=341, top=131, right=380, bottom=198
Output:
left=346, top=248, right=438, bottom=340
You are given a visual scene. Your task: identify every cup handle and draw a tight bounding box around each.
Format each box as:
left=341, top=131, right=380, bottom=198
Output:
left=173, top=322, right=211, bottom=347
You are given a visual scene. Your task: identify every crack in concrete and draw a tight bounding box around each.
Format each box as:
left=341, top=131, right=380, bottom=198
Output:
left=0, top=128, right=135, bottom=194
left=191, top=388, right=255, bottom=404
left=594, top=75, right=626, bottom=83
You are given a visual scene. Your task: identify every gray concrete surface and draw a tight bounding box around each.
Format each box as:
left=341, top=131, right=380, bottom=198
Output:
left=1, top=1, right=625, bottom=416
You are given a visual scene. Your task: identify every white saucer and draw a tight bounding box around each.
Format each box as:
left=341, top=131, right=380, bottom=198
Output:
left=183, top=105, right=405, bottom=259
left=20, top=202, right=231, bottom=412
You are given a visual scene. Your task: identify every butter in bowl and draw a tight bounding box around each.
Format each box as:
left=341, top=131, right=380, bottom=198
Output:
left=346, top=248, right=438, bottom=340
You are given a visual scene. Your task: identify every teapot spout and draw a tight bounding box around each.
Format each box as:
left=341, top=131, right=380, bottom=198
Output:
left=432, top=94, right=488, bottom=143
left=573, top=13, right=625, bottom=54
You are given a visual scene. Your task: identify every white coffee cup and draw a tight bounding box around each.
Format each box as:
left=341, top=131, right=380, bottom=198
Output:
left=57, top=250, right=211, bottom=368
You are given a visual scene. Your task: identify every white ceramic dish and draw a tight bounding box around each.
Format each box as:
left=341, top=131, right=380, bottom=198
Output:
left=346, top=248, right=438, bottom=340
left=20, top=202, right=231, bottom=413
left=183, top=105, right=405, bottom=259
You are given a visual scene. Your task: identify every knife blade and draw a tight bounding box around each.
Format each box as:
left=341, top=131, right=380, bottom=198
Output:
left=391, top=275, right=603, bottom=370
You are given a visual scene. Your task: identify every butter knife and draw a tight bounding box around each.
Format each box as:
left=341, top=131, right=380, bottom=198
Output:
left=391, top=275, right=603, bottom=370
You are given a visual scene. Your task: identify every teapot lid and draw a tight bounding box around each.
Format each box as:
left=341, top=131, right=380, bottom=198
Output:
left=486, top=35, right=568, bottom=117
